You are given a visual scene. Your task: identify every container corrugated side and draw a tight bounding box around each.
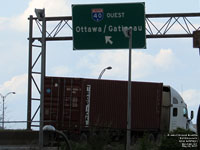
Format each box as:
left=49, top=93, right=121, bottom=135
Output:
left=84, top=79, right=163, bottom=131
left=44, top=77, right=163, bottom=131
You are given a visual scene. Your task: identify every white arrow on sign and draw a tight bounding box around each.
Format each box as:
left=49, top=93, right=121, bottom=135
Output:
left=105, top=36, right=113, bottom=45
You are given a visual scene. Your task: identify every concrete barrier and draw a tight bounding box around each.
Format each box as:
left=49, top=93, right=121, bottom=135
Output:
left=0, top=146, right=58, bottom=150
left=0, top=130, right=38, bottom=145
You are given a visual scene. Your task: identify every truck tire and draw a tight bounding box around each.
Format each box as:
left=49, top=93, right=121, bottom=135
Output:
left=131, top=136, right=136, bottom=145
left=148, top=133, right=155, bottom=143
left=155, top=133, right=162, bottom=146
left=80, top=133, right=88, bottom=142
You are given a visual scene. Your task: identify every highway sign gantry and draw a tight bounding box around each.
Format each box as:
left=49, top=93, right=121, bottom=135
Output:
left=72, top=3, right=146, bottom=50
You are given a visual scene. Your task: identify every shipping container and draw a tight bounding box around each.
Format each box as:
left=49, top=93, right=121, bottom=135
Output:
left=44, top=77, right=163, bottom=132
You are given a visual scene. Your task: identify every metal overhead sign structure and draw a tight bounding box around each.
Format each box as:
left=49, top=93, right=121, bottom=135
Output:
left=28, top=4, right=200, bottom=150
left=72, top=3, right=146, bottom=50
left=28, top=9, right=200, bottom=132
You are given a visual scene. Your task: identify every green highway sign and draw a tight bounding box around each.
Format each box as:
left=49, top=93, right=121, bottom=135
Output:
left=72, top=3, right=146, bottom=50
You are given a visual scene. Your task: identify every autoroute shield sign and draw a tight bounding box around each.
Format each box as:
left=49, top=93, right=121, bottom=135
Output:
left=72, top=3, right=146, bottom=50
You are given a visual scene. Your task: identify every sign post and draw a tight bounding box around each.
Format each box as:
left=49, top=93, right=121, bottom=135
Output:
left=122, top=27, right=133, bottom=150
left=72, top=3, right=146, bottom=50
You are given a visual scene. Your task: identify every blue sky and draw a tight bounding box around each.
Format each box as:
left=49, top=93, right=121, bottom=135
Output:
left=0, top=0, right=200, bottom=129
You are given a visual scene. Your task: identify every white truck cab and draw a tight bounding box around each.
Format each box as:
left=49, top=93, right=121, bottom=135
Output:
left=169, top=87, right=196, bottom=132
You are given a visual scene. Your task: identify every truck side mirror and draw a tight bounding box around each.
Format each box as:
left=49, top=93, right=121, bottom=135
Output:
left=190, top=110, right=194, bottom=120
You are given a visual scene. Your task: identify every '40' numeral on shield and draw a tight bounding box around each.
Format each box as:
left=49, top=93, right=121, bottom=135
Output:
left=92, top=8, right=104, bottom=22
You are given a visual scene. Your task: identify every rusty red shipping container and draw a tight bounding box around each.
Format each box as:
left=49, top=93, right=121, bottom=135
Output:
left=44, top=76, right=163, bottom=132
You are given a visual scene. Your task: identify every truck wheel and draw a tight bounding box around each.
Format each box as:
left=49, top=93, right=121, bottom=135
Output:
left=156, top=134, right=162, bottom=145
left=80, top=133, right=88, bottom=143
left=148, top=133, right=155, bottom=143
left=131, top=136, right=136, bottom=145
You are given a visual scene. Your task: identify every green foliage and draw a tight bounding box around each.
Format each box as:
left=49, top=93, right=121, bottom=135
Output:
left=88, top=129, right=111, bottom=150
left=70, top=128, right=112, bottom=150
left=70, top=141, right=91, bottom=150
left=70, top=141, right=125, bottom=150
left=138, top=135, right=153, bottom=150
left=134, top=133, right=158, bottom=150
left=61, top=128, right=199, bottom=150
left=159, top=128, right=198, bottom=150
left=107, top=143, right=124, bottom=150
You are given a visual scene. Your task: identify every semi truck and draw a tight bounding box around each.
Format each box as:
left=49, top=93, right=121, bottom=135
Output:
left=43, top=76, right=196, bottom=138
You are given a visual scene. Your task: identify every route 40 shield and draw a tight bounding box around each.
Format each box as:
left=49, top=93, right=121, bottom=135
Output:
left=91, top=8, right=104, bottom=22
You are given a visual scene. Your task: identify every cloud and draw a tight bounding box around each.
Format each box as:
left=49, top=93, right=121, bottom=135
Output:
left=182, top=89, right=200, bottom=107
left=0, top=74, right=29, bottom=129
left=50, top=66, right=71, bottom=76
left=84, top=49, right=177, bottom=79
left=155, top=49, right=176, bottom=70
left=0, top=74, right=27, bottom=95
left=0, top=17, right=10, bottom=31
left=3, top=0, right=71, bottom=32
left=181, top=89, right=200, bottom=123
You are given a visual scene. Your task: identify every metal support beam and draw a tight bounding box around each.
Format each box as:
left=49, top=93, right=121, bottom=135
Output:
left=126, top=28, right=132, bottom=150
left=39, top=9, right=46, bottom=149
left=27, top=12, right=200, bottom=131
left=146, top=34, right=192, bottom=38
left=27, top=15, right=33, bottom=130
left=146, top=13, right=200, bottom=18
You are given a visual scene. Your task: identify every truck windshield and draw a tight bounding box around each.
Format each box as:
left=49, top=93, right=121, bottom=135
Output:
left=183, top=107, right=188, bottom=118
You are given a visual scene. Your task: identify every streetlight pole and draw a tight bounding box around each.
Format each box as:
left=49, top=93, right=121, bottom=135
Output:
left=123, top=27, right=132, bottom=150
left=98, top=66, right=112, bottom=79
left=0, top=92, right=16, bottom=129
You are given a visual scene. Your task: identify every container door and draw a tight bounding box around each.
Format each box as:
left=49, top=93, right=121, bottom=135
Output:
left=44, top=77, right=82, bottom=131
left=44, top=77, right=64, bottom=129
left=62, top=78, right=82, bottom=131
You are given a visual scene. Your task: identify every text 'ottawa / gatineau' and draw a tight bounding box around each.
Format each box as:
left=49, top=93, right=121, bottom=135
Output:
left=75, top=25, right=143, bottom=33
